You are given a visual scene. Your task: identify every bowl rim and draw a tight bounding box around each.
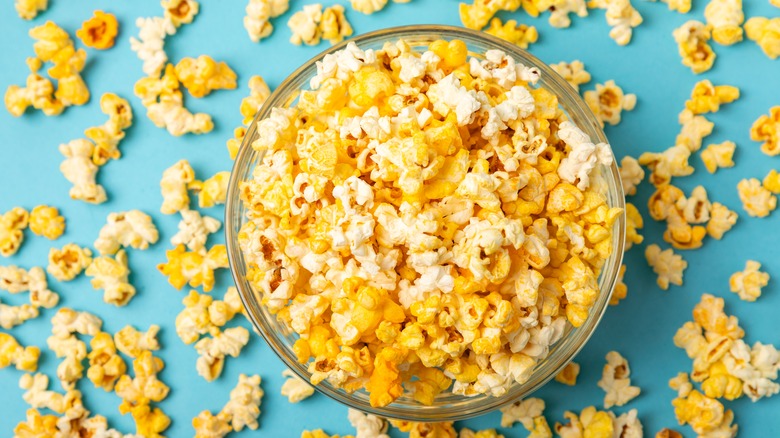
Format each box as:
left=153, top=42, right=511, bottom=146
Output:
left=226, top=24, right=626, bottom=421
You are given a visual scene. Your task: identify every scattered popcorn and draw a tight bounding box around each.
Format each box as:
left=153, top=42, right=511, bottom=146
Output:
left=555, top=406, right=614, bottom=437
left=85, top=250, right=136, bottom=306
left=87, top=332, right=127, bottom=391
left=115, top=324, right=161, bottom=358
left=347, top=408, right=389, bottom=438
left=15, top=0, right=48, bottom=20
left=244, top=0, right=290, bottom=42
left=750, top=106, right=780, bottom=156
left=301, top=430, right=352, bottom=438
left=557, top=121, right=614, bottom=189
left=700, top=141, right=736, bottom=174
left=195, top=326, right=250, bottom=381
left=765, top=169, right=780, bottom=194
left=484, top=18, right=538, bottom=49
left=281, top=369, right=316, bottom=403
left=289, top=4, right=324, bottom=46
left=676, top=111, right=714, bottom=152
left=0, top=207, right=29, bottom=257
left=625, top=202, right=644, bottom=250
left=729, top=260, right=770, bottom=302
left=19, top=373, right=69, bottom=413
left=706, top=202, right=738, bottom=240
left=0, top=301, right=38, bottom=329
left=162, top=0, right=200, bottom=27
left=158, top=244, right=228, bottom=292
left=193, top=410, right=232, bottom=438
left=547, top=0, right=588, bottom=28
left=499, top=398, right=549, bottom=434
left=619, top=156, right=644, bottom=196
left=94, top=210, right=159, bottom=255
left=737, top=178, right=777, bottom=218
left=4, top=63, right=62, bottom=117
left=673, top=21, right=716, bottom=74
left=611, top=409, right=643, bottom=437
left=555, top=362, right=581, bottom=386
left=638, top=145, right=693, bottom=186
left=392, top=421, right=457, bottom=437
left=459, top=429, right=504, bottom=438
left=704, top=0, right=744, bottom=45
left=160, top=159, right=196, bottom=214
left=645, top=244, right=687, bottom=290
left=655, top=429, right=683, bottom=438
left=0, top=332, right=40, bottom=372
left=47, top=243, right=93, bottom=282
left=584, top=80, right=636, bottom=127
left=175, top=55, right=238, bottom=98
left=176, top=290, right=215, bottom=344
left=240, top=75, right=272, bottom=125
left=59, top=139, right=107, bottom=204
left=28, top=205, right=65, bottom=240
left=598, top=351, right=641, bottom=408
left=171, top=210, right=221, bottom=252
left=115, top=351, right=171, bottom=437
left=588, top=0, right=643, bottom=46
left=549, top=60, right=591, bottom=92
left=351, top=0, right=388, bottom=15
left=459, top=0, right=521, bottom=30
left=221, top=374, right=264, bottom=431
left=77, top=11, right=119, bottom=49
left=190, top=171, right=231, bottom=208
left=672, top=385, right=738, bottom=437
left=321, top=5, right=354, bottom=45
left=610, top=264, right=628, bottom=305
left=647, top=0, right=691, bottom=13
left=745, top=17, right=780, bottom=60
left=129, top=17, right=176, bottom=77
left=86, top=92, right=134, bottom=166
left=0, top=266, right=59, bottom=309
left=48, top=308, right=102, bottom=388
left=683, top=80, right=740, bottom=116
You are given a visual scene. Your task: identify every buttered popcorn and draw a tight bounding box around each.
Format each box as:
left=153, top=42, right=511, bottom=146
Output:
left=130, top=17, right=177, bottom=77
left=193, top=374, right=264, bottom=436
left=745, top=17, right=780, bottom=60
left=15, top=0, right=48, bottom=20
left=459, top=0, right=521, bottom=30
left=228, top=76, right=273, bottom=159
left=85, top=250, right=136, bottom=306
left=115, top=351, right=171, bottom=437
left=160, top=160, right=196, bottom=214
left=645, top=244, right=687, bottom=290
left=0, top=265, right=59, bottom=311
left=175, top=55, right=238, bottom=98
left=751, top=106, right=780, bottom=156
left=158, top=244, right=229, bottom=292
left=28, top=205, right=65, bottom=240
left=587, top=0, right=643, bottom=46
left=0, top=207, right=29, bottom=257
left=729, top=260, right=769, bottom=302
left=700, top=141, right=736, bottom=174
left=648, top=0, right=691, bottom=13
left=191, top=171, right=231, bottom=208
left=171, top=210, right=222, bottom=252
left=704, top=0, right=744, bottom=45
left=244, top=0, right=290, bottom=42
left=673, top=21, right=717, bottom=74
left=238, top=38, right=622, bottom=407
left=619, top=156, right=644, bottom=196
left=555, top=361, right=581, bottom=385
left=549, top=60, right=591, bottom=92
left=95, top=210, right=159, bottom=255
left=583, top=80, right=636, bottom=127
left=598, top=351, right=641, bottom=408
left=47, top=243, right=92, bottom=282
left=737, top=178, right=777, bottom=218
left=484, top=18, right=539, bottom=49
left=0, top=333, right=40, bottom=372
left=115, top=324, right=161, bottom=358
left=281, top=369, right=316, bottom=403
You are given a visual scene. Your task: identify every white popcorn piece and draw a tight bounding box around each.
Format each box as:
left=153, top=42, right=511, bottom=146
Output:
left=0, top=265, right=31, bottom=293
left=59, top=139, right=107, bottom=204
left=426, top=73, right=481, bottom=126
left=347, top=408, right=390, bottom=438
left=208, top=287, right=244, bottom=327
left=469, top=50, right=540, bottom=90
left=549, top=0, right=588, bottom=28
left=610, top=409, right=643, bottom=437
left=723, top=340, right=780, bottom=402
left=171, top=210, right=221, bottom=252
left=590, top=0, right=643, bottom=45
left=619, top=156, right=644, bottom=196
left=0, top=266, right=58, bottom=309
left=50, top=308, right=103, bottom=339
left=85, top=250, right=136, bottom=306
left=557, top=121, right=613, bottom=190
left=351, top=0, right=388, bottom=14
left=19, top=373, right=68, bottom=413
left=129, top=17, right=176, bottom=77
left=221, top=374, right=264, bottom=431
left=729, top=260, right=770, bottom=302
left=288, top=4, right=323, bottom=46
left=94, top=210, right=159, bottom=255
left=146, top=97, right=214, bottom=137
left=244, top=0, right=289, bottom=42
left=597, top=351, right=641, bottom=408
left=195, top=327, right=250, bottom=381
left=0, top=300, right=39, bottom=329
left=114, top=324, right=161, bottom=358
left=281, top=369, right=316, bottom=403
left=645, top=244, right=687, bottom=290
left=737, top=178, right=777, bottom=218
left=704, top=0, right=744, bottom=46
left=499, top=397, right=546, bottom=429
left=160, top=159, right=195, bottom=215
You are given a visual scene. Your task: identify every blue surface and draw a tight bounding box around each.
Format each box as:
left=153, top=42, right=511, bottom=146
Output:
left=1, top=0, right=779, bottom=437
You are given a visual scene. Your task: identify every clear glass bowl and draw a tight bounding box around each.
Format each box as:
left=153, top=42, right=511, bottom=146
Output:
left=226, top=25, right=626, bottom=422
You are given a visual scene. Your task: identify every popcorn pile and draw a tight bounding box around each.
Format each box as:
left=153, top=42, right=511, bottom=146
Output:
left=238, top=38, right=623, bottom=408
left=287, top=4, right=354, bottom=46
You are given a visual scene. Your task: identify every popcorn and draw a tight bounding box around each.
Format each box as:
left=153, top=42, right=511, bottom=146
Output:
left=459, top=429, right=504, bottom=438
left=95, top=210, right=159, bottom=255
left=0, top=333, right=40, bottom=372
left=587, top=0, right=643, bottom=46
left=15, top=0, right=48, bottom=20
left=547, top=0, right=588, bottom=28
left=4, top=66, right=62, bottom=117
left=85, top=250, right=136, bottom=306
left=655, top=429, right=683, bottom=438
left=240, top=75, right=272, bottom=124
left=555, top=406, right=614, bottom=437
left=583, top=80, right=636, bottom=127
left=745, top=17, right=780, bottom=60
left=59, top=139, right=107, bottom=204
left=484, top=18, right=538, bottom=49
left=221, top=374, right=264, bottom=431
left=160, top=159, right=196, bottom=214
left=729, top=260, right=769, bottom=302
left=86, top=92, right=134, bottom=166
left=672, top=388, right=738, bottom=436
left=129, top=17, right=176, bottom=77
left=610, top=409, right=643, bottom=438
left=244, top=0, right=289, bottom=42
left=0, top=207, right=29, bottom=257
left=549, top=60, right=591, bottom=92
left=175, top=55, right=238, bottom=98
left=87, top=332, right=127, bottom=391
left=648, top=0, right=690, bottom=13
left=48, top=308, right=102, bottom=388
left=700, top=141, right=736, bottom=173
left=704, top=0, right=744, bottom=45
left=115, top=351, right=171, bottom=437
left=47, top=243, right=92, bottom=282
left=0, top=266, right=59, bottom=309
left=193, top=411, right=231, bottom=438
left=737, top=178, right=777, bottom=218
left=176, top=290, right=214, bottom=343
left=706, top=202, right=737, bottom=240
left=227, top=126, right=248, bottom=160
left=645, top=244, right=687, bottom=290
left=158, top=244, right=228, bottom=292
left=750, top=106, right=780, bottom=156
left=0, top=300, right=39, bottom=329
left=77, top=11, right=119, bottom=49
left=190, top=171, right=231, bottom=208
left=724, top=340, right=780, bottom=401
left=499, top=397, right=547, bottom=429
left=347, top=408, right=389, bottom=438
left=288, top=4, right=323, bottom=46
left=321, top=5, right=354, bottom=45
left=28, top=205, right=65, bottom=240
left=619, top=156, right=644, bottom=196
left=611, top=264, right=628, bottom=305
left=19, top=373, right=69, bottom=413
left=598, top=351, right=641, bottom=408
left=162, top=0, right=200, bottom=27
left=557, top=121, right=614, bottom=190
left=676, top=111, right=714, bottom=152
left=115, top=325, right=161, bottom=358
left=194, top=327, right=250, bottom=381
left=555, top=362, right=580, bottom=385
left=673, top=21, right=716, bottom=74
left=625, top=202, right=644, bottom=250
left=352, top=0, right=388, bottom=14
left=171, top=210, right=221, bottom=252
left=765, top=169, right=780, bottom=194
left=683, top=80, right=740, bottom=116
left=459, top=0, right=521, bottom=30
left=638, top=145, right=693, bottom=186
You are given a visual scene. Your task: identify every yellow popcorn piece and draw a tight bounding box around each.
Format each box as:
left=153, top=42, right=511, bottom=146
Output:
left=15, top=0, right=48, bottom=20
left=584, top=80, right=636, bottom=127
left=85, top=250, right=136, bottom=306
left=4, top=67, right=62, bottom=117
left=227, top=126, right=248, bottom=160
left=320, top=5, right=353, bottom=45
left=745, top=17, right=780, bottom=59
left=750, top=106, right=780, bottom=156
left=86, top=332, right=127, bottom=391
left=13, top=408, right=58, bottom=436
left=764, top=169, right=780, bottom=194
left=655, top=429, right=683, bottom=438
left=0, top=333, right=40, bottom=372
left=598, top=351, right=641, bottom=408
left=86, top=92, right=134, bottom=166
left=625, top=202, right=644, bottom=250
left=729, top=260, right=769, bottom=302
left=700, top=141, right=736, bottom=174
left=195, top=326, right=250, bottom=381
left=459, top=0, right=521, bottom=30
left=619, top=156, right=644, bottom=196
left=162, top=0, right=200, bottom=27
left=683, top=80, right=740, bottom=115
left=549, top=60, right=591, bottom=92
left=555, top=361, right=581, bottom=385
left=59, top=139, right=107, bottom=204
left=672, top=389, right=738, bottom=436
left=638, top=145, right=694, bottom=187
left=241, top=75, right=272, bottom=124
left=459, top=428, right=505, bottom=438
left=288, top=4, right=323, bottom=46
left=484, top=18, right=538, bottom=49
left=673, top=20, right=716, bottom=74
left=160, top=159, right=196, bottom=214
left=94, top=210, right=159, bottom=255
left=244, top=0, right=290, bottom=42
left=115, top=324, right=161, bottom=358
left=0, top=207, right=29, bottom=257
left=702, top=361, right=743, bottom=400
left=28, top=205, right=65, bottom=240
left=706, top=202, right=737, bottom=240
left=648, top=0, right=691, bottom=13
left=610, top=264, right=627, bottom=305
left=158, top=244, right=228, bottom=292
left=588, top=0, right=643, bottom=46
left=737, top=178, right=777, bottom=218
left=704, top=0, right=744, bottom=45
left=645, top=244, right=687, bottom=290
left=351, top=0, right=389, bottom=14
left=302, top=430, right=353, bottom=438
left=47, top=243, right=92, bottom=282
left=115, top=351, right=170, bottom=436
left=193, top=410, right=232, bottom=438
left=555, top=406, right=614, bottom=437
left=175, top=55, right=238, bottom=98
left=190, top=171, right=231, bottom=208
left=77, top=11, right=119, bottom=50
left=546, top=0, right=589, bottom=29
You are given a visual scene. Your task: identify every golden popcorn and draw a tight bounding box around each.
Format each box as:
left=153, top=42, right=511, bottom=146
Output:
left=175, top=55, right=238, bottom=98
left=683, top=80, right=740, bottom=115
left=162, top=0, right=200, bottom=27
left=301, top=430, right=351, bottom=438
left=764, top=169, right=780, bottom=194
left=241, top=76, right=272, bottom=125
left=706, top=202, right=737, bottom=240
left=320, top=5, right=353, bottom=45
left=115, top=325, right=161, bottom=358
left=610, top=264, right=627, bottom=305
left=750, top=106, right=780, bottom=156
left=648, top=0, right=690, bottom=13
left=459, top=0, right=521, bottom=30
left=28, top=205, right=65, bottom=240
left=555, top=406, right=614, bottom=437
left=549, top=60, right=591, bottom=92
left=85, top=250, right=136, bottom=306
left=704, top=0, right=744, bottom=45
left=46, top=243, right=93, bottom=282
left=484, top=18, right=538, bottom=49
left=351, top=0, right=388, bottom=14
left=94, top=210, right=159, bottom=255
left=15, top=0, right=48, bottom=20
left=459, top=429, right=505, bottom=438
left=244, top=0, right=290, bottom=42
left=584, top=80, right=637, bottom=127
left=729, top=260, right=769, bottom=302
left=700, top=141, right=736, bottom=174
left=587, top=0, right=643, bottom=46
left=625, top=202, right=644, bottom=250
left=737, top=178, right=777, bottom=218
left=193, top=410, right=232, bottom=438
left=673, top=20, right=716, bottom=74
left=76, top=11, right=119, bottom=50
left=288, top=4, right=323, bottom=46
left=645, top=244, right=687, bottom=290
left=0, top=333, right=40, bottom=372
left=86, top=332, right=127, bottom=391
left=655, top=429, right=683, bottom=438
left=190, top=171, right=231, bottom=208
left=672, top=389, right=737, bottom=436
left=555, top=361, right=581, bottom=386
left=158, top=244, right=228, bottom=292
left=160, top=159, right=196, bottom=214
left=639, top=145, right=694, bottom=186
left=13, top=409, right=58, bottom=436
left=677, top=110, right=714, bottom=152
left=115, top=351, right=170, bottom=436
left=745, top=17, right=780, bottom=60
left=4, top=68, right=62, bottom=117
left=0, top=207, right=29, bottom=257
left=87, top=92, right=134, bottom=166
left=598, top=351, right=641, bottom=408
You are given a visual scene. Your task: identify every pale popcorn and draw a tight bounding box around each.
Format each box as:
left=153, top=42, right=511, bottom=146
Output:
left=147, top=96, right=215, bottom=137
left=673, top=21, right=717, bottom=74
left=588, top=0, right=643, bottom=46
left=15, top=0, right=48, bottom=20
left=59, top=139, right=107, bottom=204
left=619, top=156, right=644, bottom=196
left=190, top=171, right=231, bottom=208
left=115, top=325, right=161, bottom=358
left=548, top=0, right=588, bottom=28
left=0, top=265, right=31, bottom=293
left=549, top=60, right=591, bottom=92
left=638, top=145, right=693, bottom=186
left=27, top=267, right=59, bottom=308
left=0, top=207, right=28, bottom=257
left=221, top=374, right=264, bottom=431
left=676, top=185, right=711, bottom=224
left=244, top=0, right=289, bottom=42
left=160, top=159, right=195, bottom=214
left=0, top=300, right=39, bottom=329
left=95, top=210, right=159, bottom=255
left=129, top=17, right=176, bottom=77
left=176, top=290, right=214, bottom=344
left=0, top=333, right=39, bottom=372
left=645, top=244, right=687, bottom=290
left=28, top=205, right=65, bottom=240
left=427, top=73, right=481, bottom=126
left=347, top=408, right=389, bottom=438
left=288, top=4, right=323, bottom=46
left=611, top=409, right=643, bottom=438
left=281, top=369, right=316, bottom=403
left=583, top=80, right=636, bottom=126
left=729, top=260, right=769, bottom=302
left=171, top=210, right=221, bottom=252
left=701, top=141, right=736, bottom=173
left=115, top=351, right=170, bottom=437
left=193, top=410, right=231, bottom=438
left=737, top=178, right=777, bottom=218
left=209, top=287, right=244, bottom=327
left=195, top=327, right=250, bottom=381
left=351, top=0, right=387, bottom=14
left=499, top=397, right=546, bottom=428
left=745, top=17, right=780, bottom=60
left=557, top=121, right=613, bottom=190
left=707, top=202, right=738, bottom=240
left=241, top=75, right=272, bottom=124
left=47, top=243, right=92, bottom=282
left=598, top=351, right=641, bottom=408
left=677, top=112, right=714, bottom=152
left=19, top=373, right=68, bottom=413
left=85, top=250, right=136, bottom=306
left=724, top=341, right=780, bottom=401
left=704, top=0, right=744, bottom=45
left=648, top=0, right=690, bottom=13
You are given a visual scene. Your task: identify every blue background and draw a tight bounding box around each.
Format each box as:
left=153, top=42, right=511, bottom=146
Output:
left=1, top=0, right=779, bottom=436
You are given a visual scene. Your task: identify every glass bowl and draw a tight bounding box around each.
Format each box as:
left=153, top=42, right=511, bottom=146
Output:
left=225, top=25, right=626, bottom=422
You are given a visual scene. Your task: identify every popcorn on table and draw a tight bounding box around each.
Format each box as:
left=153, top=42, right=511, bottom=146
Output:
left=193, top=373, right=264, bottom=436
left=160, top=160, right=196, bottom=214
left=130, top=17, right=177, bottom=77
left=587, top=0, right=643, bottom=46
left=619, top=156, right=644, bottom=196
left=598, top=351, right=641, bottom=408
left=347, top=408, right=389, bottom=438
left=704, top=0, right=744, bottom=46
left=751, top=106, right=780, bottom=156
left=162, top=0, right=200, bottom=27
left=555, top=361, right=581, bottom=385
left=115, top=324, right=161, bottom=358
left=47, top=243, right=92, bottom=282
left=95, top=210, right=159, bottom=255
left=584, top=80, right=636, bottom=127
left=729, top=260, right=770, bottom=302
left=0, top=265, right=59, bottom=314
left=15, top=0, right=48, bottom=20
left=647, top=0, right=691, bottom=13
left=484, top=18, right=538, bottom=49
left=701, top=141, right=736, bottom=174
left=171, top=209, right=222, bottom=252
left=459, top=0, right=521, bottom=30
left=115, top=351, right=171, bottom=437
left=228, top=75, right=273, bottom=159
left=0, top=207, right=29, bottom=257
left=610, top=264, right=628, bottom=305
left=191, top=171, right=231, bottom=208
left=85, top=250, right=137, bottom=306
left=158, top=244, right=229, bottom=292
left=28, top=205, right=65, bottom=240
left=281, top=369, right=316, bottom=403
left=625, top=202, right=644, bottom=250
left=549, top=60, right=591, bottom=92
left=244, top=0, right=289, bottom=42
left=175, top=55, right=238, bottom=98
left=673, top=21, right=716, bottom=74
left=745, top=17, right=780, bottom=60
left=77, top=11, right=119, bottom=49
left=737, top=178, right=777, bottom=218
left=645, top=244, right=687, bottom=290
left=0, top=332, right=40, bottom=372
